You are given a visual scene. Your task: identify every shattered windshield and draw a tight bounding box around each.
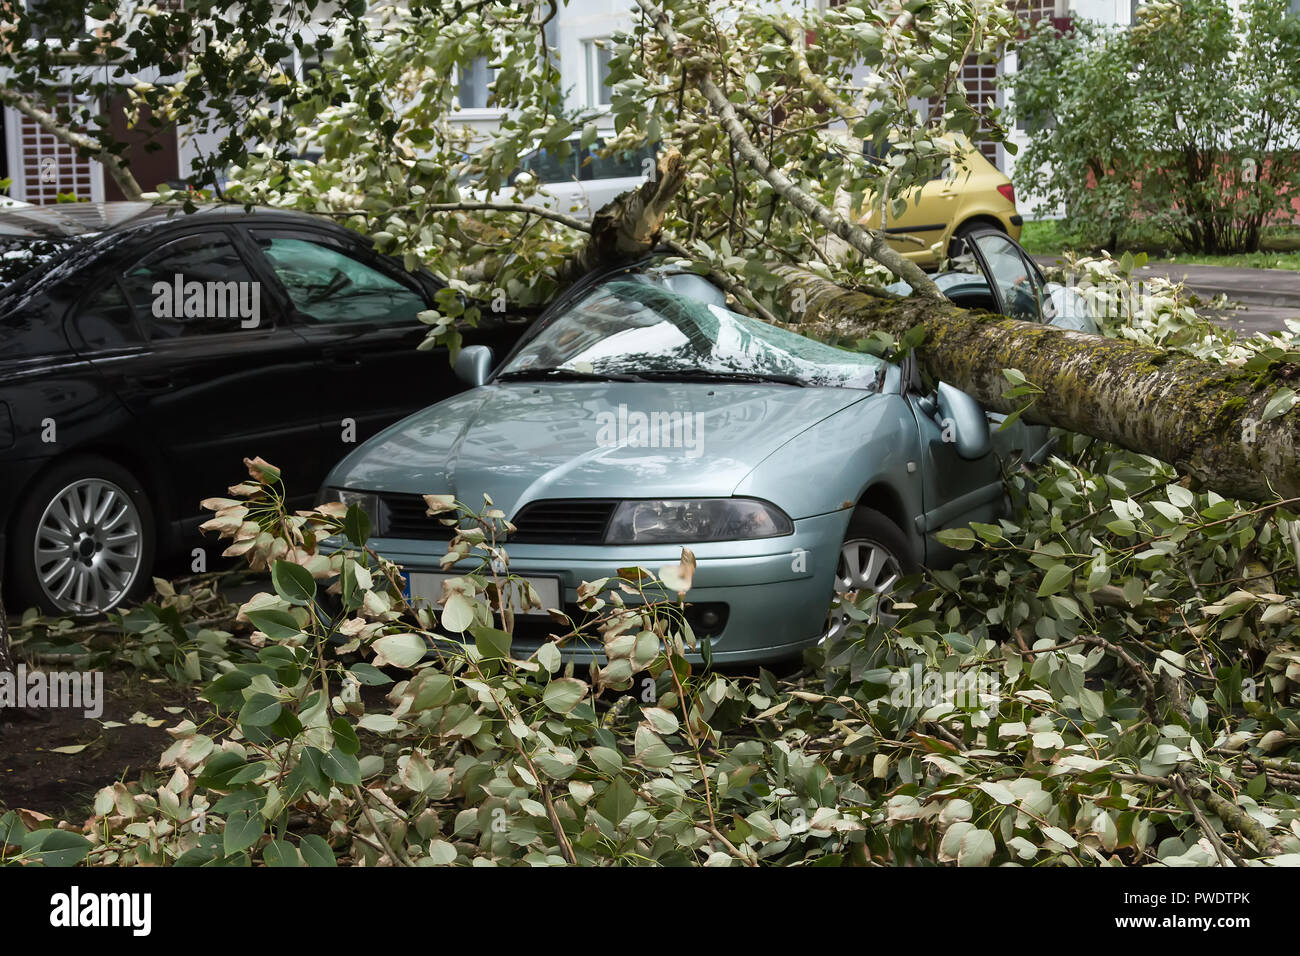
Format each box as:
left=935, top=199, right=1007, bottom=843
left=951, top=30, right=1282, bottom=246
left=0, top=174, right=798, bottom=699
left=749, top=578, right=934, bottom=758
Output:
left=498, top=274, right=884, bottom=389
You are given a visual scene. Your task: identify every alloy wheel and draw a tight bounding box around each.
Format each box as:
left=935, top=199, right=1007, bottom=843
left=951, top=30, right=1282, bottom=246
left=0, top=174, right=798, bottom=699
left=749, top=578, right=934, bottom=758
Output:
left=33, top=478, right=144, bottom=614
left=822, top=537, right=902, bottom=643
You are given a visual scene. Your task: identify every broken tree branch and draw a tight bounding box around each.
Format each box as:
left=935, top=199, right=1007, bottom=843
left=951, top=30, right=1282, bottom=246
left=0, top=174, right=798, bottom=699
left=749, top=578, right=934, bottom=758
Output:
left=557, top=146, right=689, bottom=284
left=634, top=0, right=942, bottom=298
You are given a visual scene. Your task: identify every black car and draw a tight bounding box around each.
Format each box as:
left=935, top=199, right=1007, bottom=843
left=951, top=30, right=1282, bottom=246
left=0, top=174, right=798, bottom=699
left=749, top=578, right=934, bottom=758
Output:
left=0, top=202, right=526, bottom=616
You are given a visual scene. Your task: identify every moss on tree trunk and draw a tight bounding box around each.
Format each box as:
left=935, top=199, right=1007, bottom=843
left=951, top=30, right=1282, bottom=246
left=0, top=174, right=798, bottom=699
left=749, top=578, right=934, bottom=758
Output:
left=777, top=268, right=1300, bottom=503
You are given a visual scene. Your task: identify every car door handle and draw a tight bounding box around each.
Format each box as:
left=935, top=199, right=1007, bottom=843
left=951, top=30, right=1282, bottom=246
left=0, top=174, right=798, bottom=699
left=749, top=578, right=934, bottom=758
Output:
left=128, top=374, right=175, bottom=393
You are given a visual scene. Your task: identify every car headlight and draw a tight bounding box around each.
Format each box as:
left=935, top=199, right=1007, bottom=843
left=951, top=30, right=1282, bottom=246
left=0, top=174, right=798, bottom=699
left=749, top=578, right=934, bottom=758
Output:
left=321, top=487, right=382, bottom=528
left=604, top=498, right=792, bottom=544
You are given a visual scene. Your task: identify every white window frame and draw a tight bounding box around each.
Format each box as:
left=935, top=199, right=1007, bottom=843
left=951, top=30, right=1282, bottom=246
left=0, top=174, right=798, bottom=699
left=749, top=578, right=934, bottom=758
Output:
left=3, top=98, right=106, bottom=204
left=583, top=38, right=614, bottom=110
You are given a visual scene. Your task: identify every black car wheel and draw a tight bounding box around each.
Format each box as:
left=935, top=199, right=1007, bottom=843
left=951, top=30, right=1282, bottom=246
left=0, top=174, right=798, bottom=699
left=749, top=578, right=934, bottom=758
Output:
left=9, top=456, right=155, bottom=616
left=822, top=507, right=917, bottom=644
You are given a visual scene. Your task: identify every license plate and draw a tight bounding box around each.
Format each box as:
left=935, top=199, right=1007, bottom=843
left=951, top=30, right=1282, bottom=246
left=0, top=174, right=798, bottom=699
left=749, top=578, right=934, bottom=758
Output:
left=405, top=571, right=562, bottom=617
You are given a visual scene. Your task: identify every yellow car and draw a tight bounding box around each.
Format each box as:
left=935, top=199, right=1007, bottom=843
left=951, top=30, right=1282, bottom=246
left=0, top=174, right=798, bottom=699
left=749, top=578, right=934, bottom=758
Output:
left=859, top=144, right=1022, bottom=270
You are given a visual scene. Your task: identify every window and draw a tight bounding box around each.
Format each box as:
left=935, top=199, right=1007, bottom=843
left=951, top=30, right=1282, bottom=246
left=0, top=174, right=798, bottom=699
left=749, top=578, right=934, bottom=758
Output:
left=15, top=89, right=96, bottom=204
left=26, top=0, right=87, bottom=41
left=584, top=39, right=614, bottom=108
left=74, top=279, right=143, bottom=350
left=253, top=234, right=425, bottom=326
left=458, top=56, right=496, bottom=110
left=119, top=233, right=262, bottom=339
left=972, top=233, right=1044, bottom=323
left=515, top=146, right=579, bottom=185
left=582, top=140, right=656, bottom=181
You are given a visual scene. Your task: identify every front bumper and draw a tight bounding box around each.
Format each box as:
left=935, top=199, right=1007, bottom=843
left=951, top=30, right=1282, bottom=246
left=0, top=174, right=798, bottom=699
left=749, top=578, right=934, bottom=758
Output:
left=372, top=509, right=852, bottom=665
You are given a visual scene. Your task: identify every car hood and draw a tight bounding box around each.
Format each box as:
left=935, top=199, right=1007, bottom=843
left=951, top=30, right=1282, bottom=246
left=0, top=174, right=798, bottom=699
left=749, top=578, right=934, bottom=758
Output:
left=328, top=381, right=875, bottom=517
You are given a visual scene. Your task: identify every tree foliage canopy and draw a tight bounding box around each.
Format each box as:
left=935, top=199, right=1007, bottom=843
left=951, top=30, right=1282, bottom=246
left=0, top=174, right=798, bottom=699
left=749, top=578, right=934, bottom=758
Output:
left=1009, top=0, right=1300, bottom=253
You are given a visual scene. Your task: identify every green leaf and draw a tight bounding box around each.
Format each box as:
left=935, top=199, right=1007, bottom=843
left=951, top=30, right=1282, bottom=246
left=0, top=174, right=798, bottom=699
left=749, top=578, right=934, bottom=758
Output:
left=204, top=670, right=253, bottom=711
left=271, top=560, right=317, bottom=606
left=22, top=829, right=91, bottom=867
left=223, top=810, right=264, bottom=855
left=1037, top=563, right=1074, bottom=597
left=239, top=693, right=282, bottom=728
left=331, top=717, right=360, bottom=756
left=934, top=527, right=976, bottom=550
left=196, top=751, right=248, bottom=788
left=1262, top=387, right=1297, bottom=422
left=299, top=834, right=337, bottom=867
left=472, top=626, right=512, bottom=661
left=542, top=677, right=589, bottom=714
left=244, top=609, right=303, bottom=641
left=0, top=811, right=26, bottom=847
left=597, top=775, right=637, bottom=825
left=588, top=746, right=623, bottom=775
left=342, top=503, right=371, bottom=545
left=348, top=662, right=393, bottom=686
left=321, top=747, right=362, bottom=786
left=263, top=839, right=301, bottom=867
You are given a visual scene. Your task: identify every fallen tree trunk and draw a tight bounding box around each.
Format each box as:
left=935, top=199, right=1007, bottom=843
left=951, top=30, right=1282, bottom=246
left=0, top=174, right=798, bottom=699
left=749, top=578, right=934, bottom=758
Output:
left=775, top=269, right=1300, bottom=502
left=569, top=147, right=1300, bottom=503
left=588, top=0, right=1300, bottom=505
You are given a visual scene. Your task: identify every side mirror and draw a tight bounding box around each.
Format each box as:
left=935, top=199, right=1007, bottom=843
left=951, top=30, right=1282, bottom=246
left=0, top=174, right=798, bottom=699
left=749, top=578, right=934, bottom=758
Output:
left=936, top=382, right=992, bottom=460
left=455, top=345, right=494, bottom=387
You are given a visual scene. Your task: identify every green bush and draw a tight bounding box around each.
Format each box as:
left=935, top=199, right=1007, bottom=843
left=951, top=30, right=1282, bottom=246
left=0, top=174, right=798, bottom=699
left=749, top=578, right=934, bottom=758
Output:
left=1009, top=0, right=1300, bottom=254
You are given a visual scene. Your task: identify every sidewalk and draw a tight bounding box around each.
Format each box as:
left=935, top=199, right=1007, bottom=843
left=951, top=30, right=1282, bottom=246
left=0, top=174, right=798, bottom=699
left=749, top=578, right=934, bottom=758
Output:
left=1033, top=255, right=1300, bottom=335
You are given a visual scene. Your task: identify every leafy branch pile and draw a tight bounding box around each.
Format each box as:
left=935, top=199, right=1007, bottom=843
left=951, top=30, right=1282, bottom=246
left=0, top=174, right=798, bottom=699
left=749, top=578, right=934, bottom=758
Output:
left=3, top=261, right=1300, bottom=866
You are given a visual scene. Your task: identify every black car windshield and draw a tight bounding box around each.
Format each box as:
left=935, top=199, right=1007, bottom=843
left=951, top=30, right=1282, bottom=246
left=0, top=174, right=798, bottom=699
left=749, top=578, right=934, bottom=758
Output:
left=497, top=274, right=884, bottom=390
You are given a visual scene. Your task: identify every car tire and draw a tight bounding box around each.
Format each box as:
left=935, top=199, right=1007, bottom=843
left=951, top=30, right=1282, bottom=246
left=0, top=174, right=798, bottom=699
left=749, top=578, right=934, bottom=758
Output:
left=822, top=507, right=917, bottom=644
left=8, top=455, right=155, bottom=617
left=947, top=221, right=1004, bottom=261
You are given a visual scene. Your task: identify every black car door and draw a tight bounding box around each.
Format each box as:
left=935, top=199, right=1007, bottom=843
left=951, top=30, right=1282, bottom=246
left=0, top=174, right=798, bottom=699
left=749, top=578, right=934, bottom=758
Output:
left=239, top=225, right=460, bottom=468
left=81, top=226, right=324, bottom=535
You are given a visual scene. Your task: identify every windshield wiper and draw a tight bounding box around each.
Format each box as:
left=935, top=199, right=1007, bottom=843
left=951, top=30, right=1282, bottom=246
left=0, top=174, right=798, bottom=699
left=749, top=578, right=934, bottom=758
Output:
left=495, top=368, right=645, bottom=384
left=634, top=370, right=807, bottom=387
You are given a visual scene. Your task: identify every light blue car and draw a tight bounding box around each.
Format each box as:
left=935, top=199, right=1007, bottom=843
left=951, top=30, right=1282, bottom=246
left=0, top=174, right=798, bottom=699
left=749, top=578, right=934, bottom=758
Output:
left=321, top=234, right=1095, bottom=664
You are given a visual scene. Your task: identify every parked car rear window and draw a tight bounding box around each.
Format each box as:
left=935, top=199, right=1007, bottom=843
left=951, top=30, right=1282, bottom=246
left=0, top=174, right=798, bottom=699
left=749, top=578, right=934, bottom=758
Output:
left=581, top=141, right=656, bottom=180
left=515, top=146, right=578, bottom=185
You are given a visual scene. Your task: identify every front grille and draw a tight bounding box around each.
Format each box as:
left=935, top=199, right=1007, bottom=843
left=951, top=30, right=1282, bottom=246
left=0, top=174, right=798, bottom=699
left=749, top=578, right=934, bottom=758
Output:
left=375, top=494, right=617, bottom=545
left=509, top=499, right=618, bottom=545
left=379, top=493, right=453, bottom=540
